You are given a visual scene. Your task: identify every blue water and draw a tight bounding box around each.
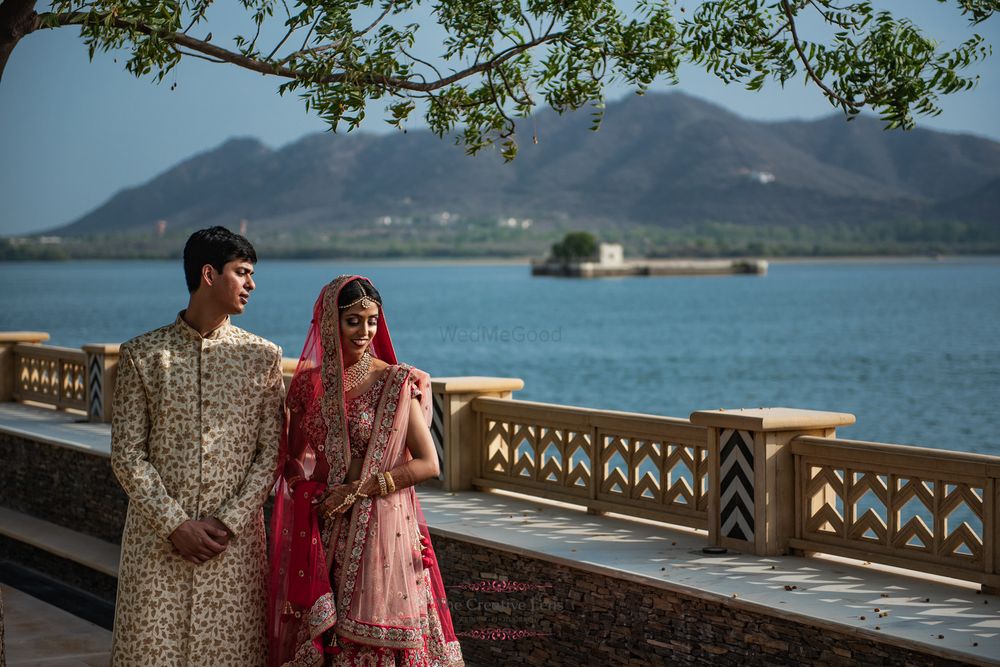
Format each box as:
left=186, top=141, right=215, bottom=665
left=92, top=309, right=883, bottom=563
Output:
left=2, top=258, right=998, bottom=454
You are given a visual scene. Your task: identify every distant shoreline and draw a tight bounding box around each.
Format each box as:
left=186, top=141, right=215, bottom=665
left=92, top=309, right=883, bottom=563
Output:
left=766, top=254, right=1000, bottom=265
left=3, top=254, right=999, bottom=266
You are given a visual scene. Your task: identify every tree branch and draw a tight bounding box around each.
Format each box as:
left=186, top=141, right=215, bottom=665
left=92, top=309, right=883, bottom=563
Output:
left=34, top=10, right=565, bottom=93
left=497, top=61, right=531, bottom=106
left=485, top=69, right=516, bottom=137
left=1, top=0, right=40, bottom=82
left=182, top=0, right=213, bottom=35
left=400, top=45, right=443, bottom=81
left=265, top=21, right=298, bottom=61
left=2, top=0, right=38, bottom=41
left=175, top=45, right=225, bottom=63
left=781, top=0, right=863, bottom=110
left=37, top=11, right=302, bottom=78
left=278, top=1, right=394, bottom=65
left=518, top=9, right=536, bottom=42
left=363, top=28, right=567, bottom=92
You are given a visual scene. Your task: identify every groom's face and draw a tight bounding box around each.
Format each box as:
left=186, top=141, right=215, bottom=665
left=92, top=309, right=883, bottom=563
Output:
left=205, top=259, right=255, bottom=315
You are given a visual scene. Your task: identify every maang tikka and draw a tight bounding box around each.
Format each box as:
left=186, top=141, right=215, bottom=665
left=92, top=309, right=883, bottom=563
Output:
left=339, top=295, right=378, bottom=311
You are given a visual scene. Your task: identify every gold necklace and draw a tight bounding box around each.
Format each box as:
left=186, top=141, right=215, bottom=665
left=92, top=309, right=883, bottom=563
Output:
left=343, top=351, right=372, bottom=394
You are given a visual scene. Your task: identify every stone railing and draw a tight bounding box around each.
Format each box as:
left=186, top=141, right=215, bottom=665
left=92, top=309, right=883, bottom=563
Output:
left=13, top=343, right=88, bottom=411
left=0, top=333, right=50, bottom=403
left=0, top=333, right=119, bottom=422
left=0, top=331, right=284, bottom=423
left=472, top=396, right=709, bottom=528
left=2, top=331, right=997, bottom=592
left=790, top=436, right=1000, bottom=593
left=426, top=377, right=526, bottom=490
left=428, top=383, right=999, bottom=594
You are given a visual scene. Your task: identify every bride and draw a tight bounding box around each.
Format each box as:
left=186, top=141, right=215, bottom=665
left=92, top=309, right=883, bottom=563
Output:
left=268, top=275, right=464, bottom=667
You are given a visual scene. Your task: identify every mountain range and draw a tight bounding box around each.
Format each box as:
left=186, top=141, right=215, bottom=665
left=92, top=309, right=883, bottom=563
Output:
left=52, top=92, right=1000, bottom=237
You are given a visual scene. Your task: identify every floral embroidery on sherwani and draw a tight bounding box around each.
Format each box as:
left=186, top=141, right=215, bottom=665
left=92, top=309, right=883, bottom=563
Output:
left=110, top=314, right=284, bottom=667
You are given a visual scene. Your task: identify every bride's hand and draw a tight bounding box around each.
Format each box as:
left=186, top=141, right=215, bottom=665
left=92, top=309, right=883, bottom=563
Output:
left=315, top=481, right=362, bottom=516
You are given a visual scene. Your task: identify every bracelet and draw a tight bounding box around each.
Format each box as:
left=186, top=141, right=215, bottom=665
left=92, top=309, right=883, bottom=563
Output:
left=376, top=472, right=388, bottom=496
left=324, top=484, right=367, bottom=519
left=384, top=471, right=396, bottom=494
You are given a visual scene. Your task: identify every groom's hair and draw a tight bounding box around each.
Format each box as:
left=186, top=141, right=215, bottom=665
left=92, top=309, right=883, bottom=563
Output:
left=183, top=226, right=258, bottom=293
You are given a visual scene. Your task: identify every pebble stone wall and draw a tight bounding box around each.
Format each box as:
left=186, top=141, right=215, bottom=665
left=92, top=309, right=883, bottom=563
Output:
left=431, top=534, right=978, bottom=667
left=0, top=432, right=126, bottom=543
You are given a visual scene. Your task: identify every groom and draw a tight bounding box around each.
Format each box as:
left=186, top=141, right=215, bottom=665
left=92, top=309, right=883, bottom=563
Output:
left=110, top=226, right=284, bottom=666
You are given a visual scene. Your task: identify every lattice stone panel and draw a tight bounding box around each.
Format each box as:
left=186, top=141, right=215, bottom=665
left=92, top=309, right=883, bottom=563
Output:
left=597, top=432, right=709, bottom=514
left=62, top=359, right=86, bottom=404
left=802, top=461, right=986, bottom=568
left=18, top=355, right=60, bottom=399
left=14, top=347, right=87, bottom=409
left=481, top=418, right=593, bottom=496
left=16, top=353, right=86, bottom=409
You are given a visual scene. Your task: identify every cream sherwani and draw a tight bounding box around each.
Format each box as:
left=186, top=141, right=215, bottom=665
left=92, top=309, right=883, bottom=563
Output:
left=110, top=314, right=284, bottom=666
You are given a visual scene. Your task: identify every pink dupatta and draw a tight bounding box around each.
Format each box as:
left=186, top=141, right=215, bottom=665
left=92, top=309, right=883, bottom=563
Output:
left=268, top=275, right=462, bottom=667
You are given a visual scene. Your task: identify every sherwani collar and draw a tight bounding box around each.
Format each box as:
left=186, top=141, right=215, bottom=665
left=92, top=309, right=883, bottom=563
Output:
left=174, top=311, right=232, bottom=341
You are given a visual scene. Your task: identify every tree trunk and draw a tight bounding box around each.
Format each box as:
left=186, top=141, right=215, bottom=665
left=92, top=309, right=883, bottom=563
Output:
left=0, top=0, right=38, bottom=83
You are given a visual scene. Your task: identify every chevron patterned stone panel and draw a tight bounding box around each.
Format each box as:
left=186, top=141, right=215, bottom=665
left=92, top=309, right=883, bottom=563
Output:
left=482, top=418, right=593, bottom=495
left=796, top=445, right=991, bottom=583
left=597, top=434, right=709, bottom=513
left=719, top=429, right=755, bottom=542
left=478, top=403, right=709, bottom=526
left=87, top=353, right=105, bottom=421
left=430, top=391, right=445, bottom=480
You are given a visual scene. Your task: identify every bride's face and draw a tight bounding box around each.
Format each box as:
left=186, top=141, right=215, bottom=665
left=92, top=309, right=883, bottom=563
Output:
left=340, top=302, right=380, bottom=358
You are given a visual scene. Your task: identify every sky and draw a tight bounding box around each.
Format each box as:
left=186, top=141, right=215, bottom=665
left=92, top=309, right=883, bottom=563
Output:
left=1, top=1, right=998, bottom=235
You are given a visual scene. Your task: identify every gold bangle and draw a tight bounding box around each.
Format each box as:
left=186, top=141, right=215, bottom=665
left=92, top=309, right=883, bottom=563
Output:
left=384, top=471, right=396, bottom=494
left=376, top=472, right=388, bottom=496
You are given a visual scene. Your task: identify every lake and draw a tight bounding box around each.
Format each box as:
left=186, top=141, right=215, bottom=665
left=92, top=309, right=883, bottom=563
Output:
left=1, top=258, right=998, bottom=454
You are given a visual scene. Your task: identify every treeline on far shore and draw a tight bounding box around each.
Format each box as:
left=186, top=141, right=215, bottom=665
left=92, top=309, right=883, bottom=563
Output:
left=2, top=217, right=998, bottom=261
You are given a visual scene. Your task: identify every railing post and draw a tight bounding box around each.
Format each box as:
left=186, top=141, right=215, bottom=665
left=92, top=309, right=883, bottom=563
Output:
left=82, top=344, right=120, bottom=423
left=280, top=357, right=299, bottom=392
left=0, top=333, right=50, bottom=401
left=988, top=466, right=1000, bottom=596
left=690, top=407, right=855, bottom=557
left=428, top=377, right=524, bottom=492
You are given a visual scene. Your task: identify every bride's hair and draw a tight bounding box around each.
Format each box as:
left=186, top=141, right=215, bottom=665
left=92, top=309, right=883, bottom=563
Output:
left=337, top=277, right=382, bottom=309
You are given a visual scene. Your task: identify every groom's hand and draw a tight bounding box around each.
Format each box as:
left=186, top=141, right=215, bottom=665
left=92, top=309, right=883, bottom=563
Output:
left=202, top=517, right=232, bottom=548
left=169, top=519, right=229, bottom=564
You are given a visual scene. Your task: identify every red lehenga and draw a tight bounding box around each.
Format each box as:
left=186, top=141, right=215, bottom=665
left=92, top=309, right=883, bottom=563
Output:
left=268, top=275, right=464, bottom=667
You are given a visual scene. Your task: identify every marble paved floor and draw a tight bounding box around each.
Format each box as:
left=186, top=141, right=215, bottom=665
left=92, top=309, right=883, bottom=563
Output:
left=2, top=585, right=111, bottom=666
left=0, top=403, right=110, bottom=456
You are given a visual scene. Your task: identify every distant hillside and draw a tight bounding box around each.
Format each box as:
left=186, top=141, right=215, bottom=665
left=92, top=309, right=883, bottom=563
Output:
left=48, top=91, right=1000, bottom=240
left=929, top=177, right=1000, bottom=225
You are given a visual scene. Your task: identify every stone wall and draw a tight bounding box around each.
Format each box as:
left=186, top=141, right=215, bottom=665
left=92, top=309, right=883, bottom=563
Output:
left=432, top=534, right=975, bottom=667
left=0, top=433, right=126, bottom=543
